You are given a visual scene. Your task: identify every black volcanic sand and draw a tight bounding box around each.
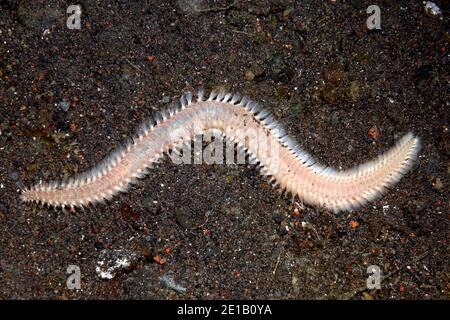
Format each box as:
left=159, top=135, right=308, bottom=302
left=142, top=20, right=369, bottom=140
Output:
left=0, top=0, right=448, bottom=299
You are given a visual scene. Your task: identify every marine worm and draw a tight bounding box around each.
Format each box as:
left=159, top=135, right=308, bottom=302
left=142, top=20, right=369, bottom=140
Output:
left=21, top=90, right=421, bottom=212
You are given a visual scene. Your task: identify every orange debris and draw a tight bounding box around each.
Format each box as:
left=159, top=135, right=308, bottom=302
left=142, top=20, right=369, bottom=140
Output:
left=153, top=255, right=167, bottom=265
left=349, top=220, right=359, bottom=229
left=368, top=127, right=379, bottom=140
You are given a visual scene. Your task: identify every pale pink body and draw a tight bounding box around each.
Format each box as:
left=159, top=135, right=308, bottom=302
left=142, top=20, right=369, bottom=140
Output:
left=21, top=90, right=420, bottom=212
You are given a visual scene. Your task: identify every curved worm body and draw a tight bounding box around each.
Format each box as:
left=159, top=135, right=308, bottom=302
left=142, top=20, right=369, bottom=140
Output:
left=21, top=90, right=421, bottom=212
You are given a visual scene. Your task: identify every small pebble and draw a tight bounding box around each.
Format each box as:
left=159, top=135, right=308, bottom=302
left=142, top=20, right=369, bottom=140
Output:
left=362, top=292, right=374, bottom=300
left=244, top=70, right=255, bottom=81
left=424, top=1, right=442, bottom=18
left=292, top=275, right=298, bottom=286
left=433, top=178, right=443, bottom=190
left=95, top=249, right=137, bottom=280
left=10, top=171, right=19, bottom=181
left=244, top=66, right=265, bottom=82
left=58, top=101, right=70, bottom=112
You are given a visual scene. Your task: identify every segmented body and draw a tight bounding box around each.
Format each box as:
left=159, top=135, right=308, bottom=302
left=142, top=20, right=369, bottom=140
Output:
left=21, top=90, right=421, bottom=212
